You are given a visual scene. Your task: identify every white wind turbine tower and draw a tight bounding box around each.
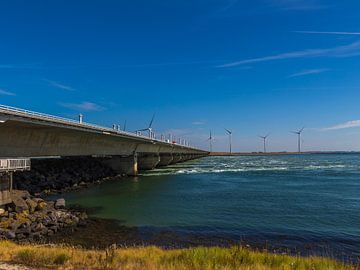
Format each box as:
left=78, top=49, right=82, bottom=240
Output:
left=207, top=130, right=213, bottom=152
left=291, top=127, right=304, bottom=153
left=225, top=128, right=232, bottom=154
left=259, top=134, right=269, bottom=153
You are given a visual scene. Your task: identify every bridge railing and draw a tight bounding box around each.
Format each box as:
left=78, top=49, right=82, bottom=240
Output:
left=0, top=159, right=31, bottom=172
left=0, top=104, right=198, bottom=149
left=0, top=104, right=156, bottom=139
left=0, top=104, right=131, bottom=135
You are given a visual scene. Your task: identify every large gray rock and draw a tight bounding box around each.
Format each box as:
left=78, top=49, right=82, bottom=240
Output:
left=55, top=198, right=65, bottom=209
left=33, top=198, right=44, bottom=204
left=5, top=230, right=16, bottom=239
left=11, top=194, right=29, bottom=213
left=11, top=190, right=31, bottom=200
left=25, top=198, right=37, bottom=213
left=33, top=222, right=46, bottom=232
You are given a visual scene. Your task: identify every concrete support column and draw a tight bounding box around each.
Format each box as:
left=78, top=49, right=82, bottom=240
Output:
left=179, top=154, right=187, bottom=162
left=158, top=153, right=173, bottom=167
left=171, top=153, right=182, bottom=164
left=0, top=173, right=12, bottom=206
left=185, top=154, right=192, bottom=161
left=138, top=153, right=160, bottom=170
left=102, top=154, right=138, bottom=176
left=179, top=154, right=189, bottom=163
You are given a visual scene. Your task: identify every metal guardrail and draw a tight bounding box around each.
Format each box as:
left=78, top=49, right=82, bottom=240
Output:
left=0, top=103, right=137, bottom=137
left=0, top=158, right=31, bottom=172
left=0, top=104, right=199, bottom=150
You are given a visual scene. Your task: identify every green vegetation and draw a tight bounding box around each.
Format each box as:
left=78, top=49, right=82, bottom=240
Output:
left=0, top=241, right=357, bottom=270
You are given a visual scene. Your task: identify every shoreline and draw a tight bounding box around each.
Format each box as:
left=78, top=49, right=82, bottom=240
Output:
left=41, top=209, right=360, bottom=264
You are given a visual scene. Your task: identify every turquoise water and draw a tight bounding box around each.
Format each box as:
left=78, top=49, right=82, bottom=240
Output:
left=64, top=155, right=360, bottom=258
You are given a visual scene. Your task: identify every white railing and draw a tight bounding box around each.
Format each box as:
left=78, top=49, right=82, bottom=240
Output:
left=0, top=104, right=199, bottom=150
left=0, top=159, right=31, bottom=172
left=0, top=104, right=153, bottom=139
left=0, top=104, right=132, bottom=135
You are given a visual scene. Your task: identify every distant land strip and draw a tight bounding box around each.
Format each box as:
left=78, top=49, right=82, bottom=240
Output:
left=209, top=151, right=360, bottom=156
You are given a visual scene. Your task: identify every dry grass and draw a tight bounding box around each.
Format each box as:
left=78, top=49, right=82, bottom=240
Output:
left=0, top=241, right=357, bottom=270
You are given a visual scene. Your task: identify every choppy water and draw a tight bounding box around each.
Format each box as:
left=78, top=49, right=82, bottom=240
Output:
left=64, top=154, right=360, bottom=260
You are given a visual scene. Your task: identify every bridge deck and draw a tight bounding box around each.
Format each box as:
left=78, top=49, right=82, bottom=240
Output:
left=0, top=104, right=195, bottom=150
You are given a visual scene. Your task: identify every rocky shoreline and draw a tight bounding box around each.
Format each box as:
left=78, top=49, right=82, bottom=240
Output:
left=13, top=157, right=117, bottom=196
left=0, top=190, right=87, bottom=241
left=0, top=157, right=119, bottom=242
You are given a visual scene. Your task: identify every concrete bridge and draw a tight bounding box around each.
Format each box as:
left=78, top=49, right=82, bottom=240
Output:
left=0, top=105, right=208, bottom=205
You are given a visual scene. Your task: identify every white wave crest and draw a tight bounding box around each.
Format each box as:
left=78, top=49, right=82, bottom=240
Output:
left=142, top=166, right=289, bottom=176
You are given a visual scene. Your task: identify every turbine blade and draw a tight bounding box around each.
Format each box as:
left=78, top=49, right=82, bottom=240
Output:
left=123, top=120, right=127, bottom=131
left=148, top=113, right=155, bottom=128
left=224, top=128, right=231, bottom=134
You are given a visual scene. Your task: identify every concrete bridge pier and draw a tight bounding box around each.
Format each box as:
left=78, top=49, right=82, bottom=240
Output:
left=179, top=154, right=194, bottom=162
left=138, top=153, right=160, bottom=170
left=158, top=153, right=173, bottom=167
left=101, top=154, right=138, bottom=176
left=171, top=153, right=183, bottom=164
left=0, top=173, right=13, bottom=206
left=179, top=154, right=188, bottom=162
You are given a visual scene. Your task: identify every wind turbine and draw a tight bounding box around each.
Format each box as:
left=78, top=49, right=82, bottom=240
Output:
left=137, top=113, right=155, bottom=138
left=259, top=134, right=269, bottom=153
left=291, top=127, right=304, bottom=153
left=225, top=128, right=232, bottom=154
left=207, top=130, right=213, bottom=152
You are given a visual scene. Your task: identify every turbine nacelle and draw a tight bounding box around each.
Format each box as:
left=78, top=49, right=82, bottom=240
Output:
left=259, top=134, right=270, bottom=140
left=291, top=127, right=305, bottom=135
left=224, top=128, right=232, bottom=154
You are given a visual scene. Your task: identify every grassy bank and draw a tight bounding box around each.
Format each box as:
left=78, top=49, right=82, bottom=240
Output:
left=0, top=241, right=356, bottom=270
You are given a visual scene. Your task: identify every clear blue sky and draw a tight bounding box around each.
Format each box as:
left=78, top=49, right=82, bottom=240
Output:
left=1, top=0, right=360, bottom=152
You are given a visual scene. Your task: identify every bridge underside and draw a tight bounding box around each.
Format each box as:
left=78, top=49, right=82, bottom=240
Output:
left=0, top=119, right=207, bottom=177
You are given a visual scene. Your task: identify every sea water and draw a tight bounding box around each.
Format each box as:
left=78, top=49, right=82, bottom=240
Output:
left=63, top=154, right=360, bottom=259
